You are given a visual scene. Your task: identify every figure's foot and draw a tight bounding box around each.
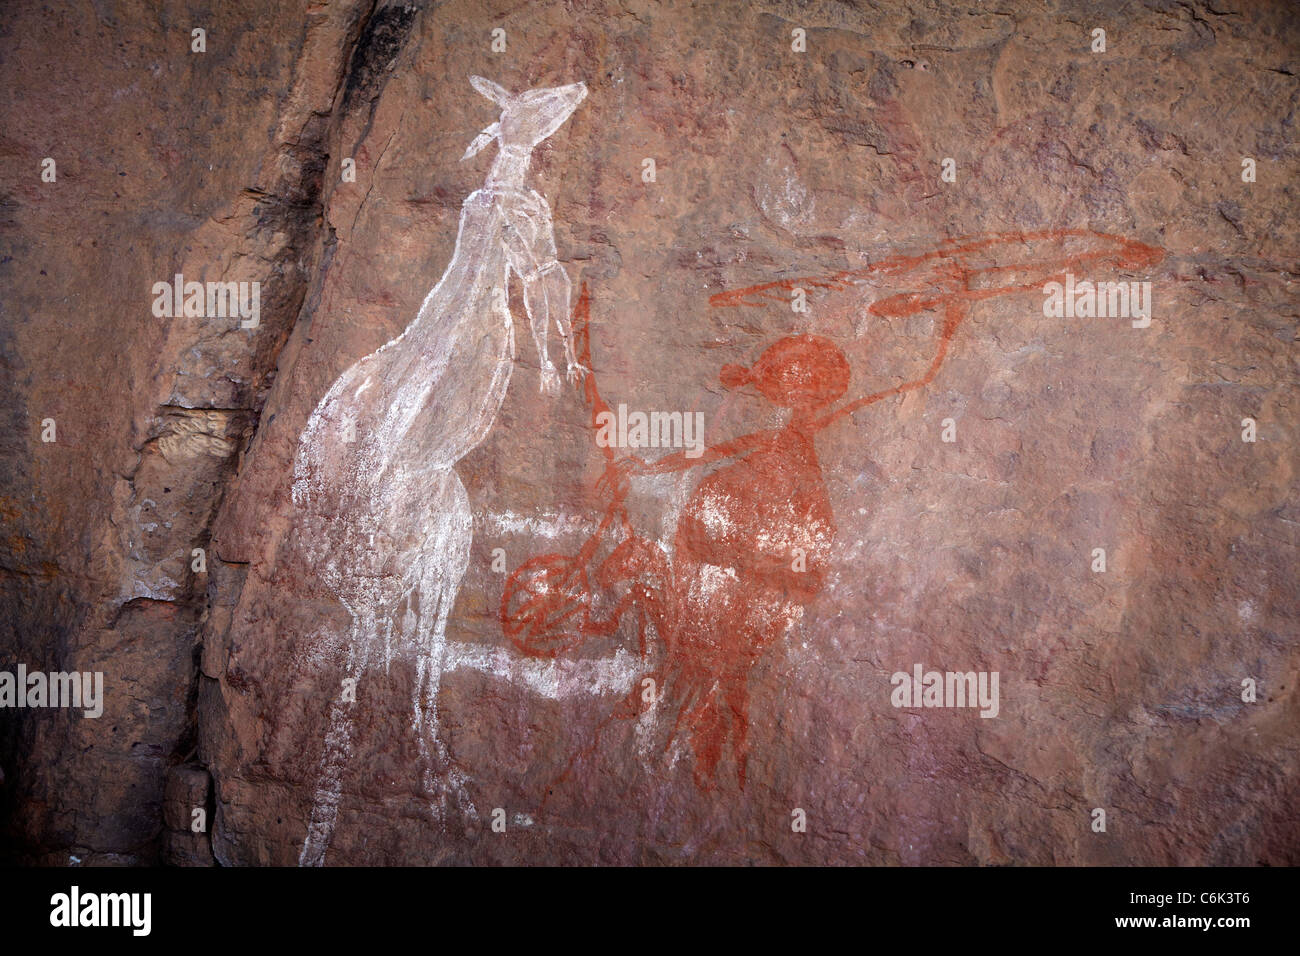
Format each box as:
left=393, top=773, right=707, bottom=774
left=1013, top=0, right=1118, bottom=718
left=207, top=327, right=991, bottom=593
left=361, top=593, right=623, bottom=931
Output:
left=540, top=365, right=562, bottom=395
left=565, top=362, right=591, bottom=386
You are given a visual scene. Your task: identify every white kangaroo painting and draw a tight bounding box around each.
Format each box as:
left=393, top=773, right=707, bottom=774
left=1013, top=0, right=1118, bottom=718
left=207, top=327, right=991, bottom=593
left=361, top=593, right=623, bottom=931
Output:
left=292, top=76, right=592, bottom=866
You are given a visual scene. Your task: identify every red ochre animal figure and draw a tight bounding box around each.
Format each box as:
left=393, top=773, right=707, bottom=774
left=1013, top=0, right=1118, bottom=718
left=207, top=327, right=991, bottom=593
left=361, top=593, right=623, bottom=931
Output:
left=502, top=230, right=1163, bottom=795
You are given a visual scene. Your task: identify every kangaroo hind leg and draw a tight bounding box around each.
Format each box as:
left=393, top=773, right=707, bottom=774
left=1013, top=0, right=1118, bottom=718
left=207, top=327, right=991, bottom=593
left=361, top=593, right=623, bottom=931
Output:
left=299, top=609, right=376, bottom=866
left=410, top=469, right=476, bottom=823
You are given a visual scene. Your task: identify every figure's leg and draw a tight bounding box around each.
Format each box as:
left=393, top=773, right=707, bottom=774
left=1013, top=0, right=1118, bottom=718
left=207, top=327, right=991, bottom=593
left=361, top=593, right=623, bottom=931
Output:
left=661, top=656, right=707, bottom=757
left=686, top=690, right=725, bottom=790
left=723, top=675, right=751, bottom=790
left=680, top=671, right=747, bottom=790
left=299, top=609, right=375, bottom=867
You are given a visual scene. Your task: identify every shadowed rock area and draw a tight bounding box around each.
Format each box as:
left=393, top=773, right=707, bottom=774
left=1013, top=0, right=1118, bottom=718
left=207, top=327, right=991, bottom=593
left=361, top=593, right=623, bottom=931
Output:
left=1, top=0, right=1296, bottom=866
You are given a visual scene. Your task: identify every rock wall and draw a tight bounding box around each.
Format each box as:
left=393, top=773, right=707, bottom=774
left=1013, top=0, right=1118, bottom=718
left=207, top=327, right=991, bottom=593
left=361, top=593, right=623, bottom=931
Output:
left=1, top=0, right=1296, bottom=865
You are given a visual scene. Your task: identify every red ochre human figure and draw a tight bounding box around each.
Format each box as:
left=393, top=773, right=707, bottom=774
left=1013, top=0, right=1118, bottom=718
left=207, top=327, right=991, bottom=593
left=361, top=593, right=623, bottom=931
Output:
left=598, top=334, right=850, bottom=790
left=502, top=230, right=1163, bottom=797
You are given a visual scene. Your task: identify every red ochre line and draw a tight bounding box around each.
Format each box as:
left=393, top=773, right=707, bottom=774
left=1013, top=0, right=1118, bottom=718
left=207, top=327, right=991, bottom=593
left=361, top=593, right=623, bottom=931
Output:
left=708, top=229, right=1163, bottom=309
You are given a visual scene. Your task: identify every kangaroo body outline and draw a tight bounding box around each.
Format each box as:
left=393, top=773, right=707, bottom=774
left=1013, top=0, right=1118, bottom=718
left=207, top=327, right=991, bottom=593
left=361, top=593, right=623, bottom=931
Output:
left=292, top=76, right=588, bottom=866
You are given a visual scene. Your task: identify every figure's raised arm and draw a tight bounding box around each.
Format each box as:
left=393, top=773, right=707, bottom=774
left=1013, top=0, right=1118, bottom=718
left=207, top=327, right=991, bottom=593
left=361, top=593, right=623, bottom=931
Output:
left=812, top=295, right=969, bottom=432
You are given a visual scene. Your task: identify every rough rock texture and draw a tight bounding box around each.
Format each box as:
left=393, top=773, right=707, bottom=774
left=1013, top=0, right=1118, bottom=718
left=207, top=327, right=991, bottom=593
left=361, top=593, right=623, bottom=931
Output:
left=161, top=764, right=215, bottom=866
left=2, top=0, right=1297, bottom=865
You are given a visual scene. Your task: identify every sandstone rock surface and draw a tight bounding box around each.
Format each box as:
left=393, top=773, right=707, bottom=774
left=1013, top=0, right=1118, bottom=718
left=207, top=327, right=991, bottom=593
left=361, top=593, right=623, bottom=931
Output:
left=1, top=0, right=1296, bottom=865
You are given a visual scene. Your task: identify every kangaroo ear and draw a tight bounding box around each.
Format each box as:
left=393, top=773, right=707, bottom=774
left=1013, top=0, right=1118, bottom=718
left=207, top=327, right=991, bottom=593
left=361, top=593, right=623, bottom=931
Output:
left=461, top=121, right=500, bottom=161
left=470, top=76, right=511, bottom=106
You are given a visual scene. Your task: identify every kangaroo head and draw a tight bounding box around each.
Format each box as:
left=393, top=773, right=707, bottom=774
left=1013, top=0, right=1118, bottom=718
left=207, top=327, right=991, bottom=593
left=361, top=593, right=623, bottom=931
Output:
left=462, top=77, right=587, bottom=160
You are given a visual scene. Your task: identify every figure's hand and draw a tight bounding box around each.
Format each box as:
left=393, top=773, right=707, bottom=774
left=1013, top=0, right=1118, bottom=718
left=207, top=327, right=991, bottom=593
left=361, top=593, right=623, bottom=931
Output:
left=566, top=361, right=591, bottom=386
left=539, top=363, right=562, bottom=395
left=597, top=455, right=645, bottom=501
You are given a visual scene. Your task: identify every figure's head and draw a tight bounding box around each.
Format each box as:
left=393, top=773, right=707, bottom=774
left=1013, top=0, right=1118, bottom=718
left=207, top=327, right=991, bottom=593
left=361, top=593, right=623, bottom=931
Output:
left=463, top=76, right=587, bottom=159
left=721, top=334, right=850, bottom=411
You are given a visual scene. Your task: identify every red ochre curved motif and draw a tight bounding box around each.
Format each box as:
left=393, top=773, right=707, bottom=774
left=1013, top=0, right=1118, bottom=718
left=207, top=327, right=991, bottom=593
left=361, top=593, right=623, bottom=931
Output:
left=502, top=230, right=1164, bottom=795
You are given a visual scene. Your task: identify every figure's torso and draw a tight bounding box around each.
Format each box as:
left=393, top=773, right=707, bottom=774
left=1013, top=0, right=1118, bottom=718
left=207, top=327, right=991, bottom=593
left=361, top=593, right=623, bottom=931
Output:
left=675, top=426, right=836, bottom=589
